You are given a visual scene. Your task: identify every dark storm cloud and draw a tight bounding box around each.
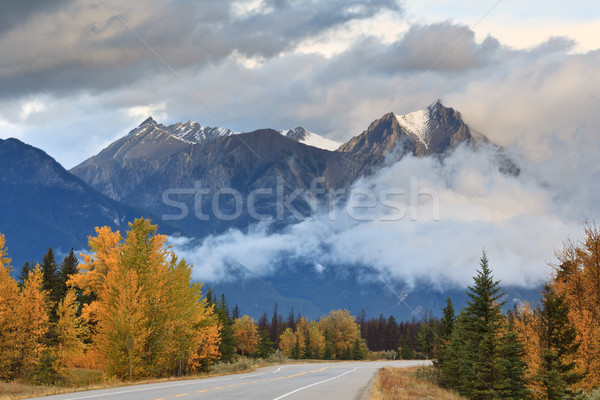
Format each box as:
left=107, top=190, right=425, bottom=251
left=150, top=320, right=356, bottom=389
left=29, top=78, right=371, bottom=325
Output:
left=0, top=0, right=401, bottom=100
left=0, top=0, right=74, bottom=35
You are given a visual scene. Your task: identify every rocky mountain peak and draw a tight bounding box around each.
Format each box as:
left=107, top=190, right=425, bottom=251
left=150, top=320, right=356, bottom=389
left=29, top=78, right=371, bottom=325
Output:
left=338, top=101, right=486, bottom=164
left=284, top=127, right=310, bottom=141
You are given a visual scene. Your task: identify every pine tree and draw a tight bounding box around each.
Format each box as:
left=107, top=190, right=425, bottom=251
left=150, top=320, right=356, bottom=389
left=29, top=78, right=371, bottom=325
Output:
left=535, top=285, right=584, bottom=400
left=257, top=329, right=275, bottom=359
left=439, top=311, right=467, bottom=391
left=291, top=334, right=301, bottom=359
left=18, top=261, right=32, bottom=287
left=398, top=334, right=415, bottom=360
left=323, top=329, right=335, bottom=360
left=351, top=338, right=366, bottom=360
left=440, top=297, right=455, bottom=342
left=40, top=248, right=61, bottom=307
left=500, top=311, right=528, bottom=400
left=57, top=250, right=78, bottom=300
left=214, top=295, right=235, bottom=362
left=458, top=251, right=507, bottom=399
left=435, top=297, right=456, bottom=380
left=416, top=316, right=435, bottom=359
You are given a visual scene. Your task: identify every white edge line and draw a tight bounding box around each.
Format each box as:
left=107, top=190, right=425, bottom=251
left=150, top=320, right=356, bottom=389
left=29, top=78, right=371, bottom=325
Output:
left=272, top=367, right=358, bottom=400
left=54, top=377, right=234, bottom=400
left=272, top=366, right=286, bottom=373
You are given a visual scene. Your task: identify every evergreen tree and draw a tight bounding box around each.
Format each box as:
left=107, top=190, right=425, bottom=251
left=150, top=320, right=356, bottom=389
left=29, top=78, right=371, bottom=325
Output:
left=439, top=311, right=467, bottom=391
left=416, top=315, right=435, bottom=358
left=291, top=334, right=301, bottom=359
left=435, top=297, right=456, bottom=378
left=455, top=251, right=507, bottom=399
left=535, top=285, right=584, bottom=400
left=40, top=248, right=61, bottom=309
left=270, top=303, right=280, bottom=346
left=440, top=297, right=455, bottom=342
left=500, top=311, right=528, bottom=400
left=18, top=261, right=32, bottom=287
left=323, top=329, right=335, bottom=360
left=57, top=250, right=78, bottom=300
left=303, top=328, right=312, bottom=359
left=257, top=329, right=275, bottom=359
left=214, top=294, right=235, bottom=362
left=231, top=304, right=240, bottom=321
left=351, top=338, right=366, bottom=360
left=398, top=334, right=415, bottom=360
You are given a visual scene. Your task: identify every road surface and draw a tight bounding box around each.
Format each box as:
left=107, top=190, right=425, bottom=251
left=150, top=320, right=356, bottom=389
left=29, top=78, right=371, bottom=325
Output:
left=30, top=360, right=429, bottom=400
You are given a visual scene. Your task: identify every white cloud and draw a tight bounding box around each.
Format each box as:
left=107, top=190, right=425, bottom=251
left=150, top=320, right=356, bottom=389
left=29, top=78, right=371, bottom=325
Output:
left=170, top=143, right=586, bottom=290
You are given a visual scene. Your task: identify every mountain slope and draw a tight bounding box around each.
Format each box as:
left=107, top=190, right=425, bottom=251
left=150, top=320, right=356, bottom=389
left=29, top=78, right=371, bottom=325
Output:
left=0, top=138, right=161, bottom=270
left=72, top=128, right=363, bottom=237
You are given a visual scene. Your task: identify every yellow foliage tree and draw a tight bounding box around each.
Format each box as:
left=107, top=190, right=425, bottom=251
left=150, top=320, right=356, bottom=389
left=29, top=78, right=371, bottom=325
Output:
left=70, top=219, right=221, bottom=378
left=318, top=310, right=361, bottom=358
left=232, top=315, right=259, bottom=356
left=55, top=289, right=88, bottom=373
left=0, top=234, right=22, bottom=380
left=550, top=222, right=600, bottom=391
left=16, top=265, right=49, bottom=378
left=279, top=328, right=295, bottom=357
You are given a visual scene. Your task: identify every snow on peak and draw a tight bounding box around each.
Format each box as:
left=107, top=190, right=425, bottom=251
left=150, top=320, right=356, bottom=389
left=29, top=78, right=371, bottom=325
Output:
left=281, top=127, right=341, bottom=151
left=394, top=109, right=430, bottom=148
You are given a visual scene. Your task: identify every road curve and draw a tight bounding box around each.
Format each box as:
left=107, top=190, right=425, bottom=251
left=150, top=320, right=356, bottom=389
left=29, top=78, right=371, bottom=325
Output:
left=29, top=360, right=429, bottom=400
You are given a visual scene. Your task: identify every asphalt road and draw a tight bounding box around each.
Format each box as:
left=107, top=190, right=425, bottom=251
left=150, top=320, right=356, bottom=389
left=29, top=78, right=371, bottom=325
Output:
left=30, top=360, right=430, bottom=400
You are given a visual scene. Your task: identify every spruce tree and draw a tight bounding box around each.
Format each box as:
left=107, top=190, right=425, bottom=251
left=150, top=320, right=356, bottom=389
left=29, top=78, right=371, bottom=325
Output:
left=323, top=329, right=335, bottom=360
left=303, top=329, right=312, bottom=359
left=440, top=297, right=455, bottom=342
left=435, top=297, right=456, bottom=379
left=40, top=248, right=60, bottom=305
left=500, top=311, right=528, bottom=400
left=461, top=250, right=506, bottom=399
left=57, top=250, right=78, bottom=300
left=536, top=285, right=584, bottom=400
left=214, top=294, right=235, bottom=362
left=18, top=261, right=32, bottom=288
left=257, top=329, right=275, bottom=359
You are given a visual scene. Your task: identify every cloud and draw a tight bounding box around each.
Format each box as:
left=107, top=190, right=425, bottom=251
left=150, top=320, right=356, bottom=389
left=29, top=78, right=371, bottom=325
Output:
left=170, top=143, right=586, bottom=290
left=0, top=0, right=401, bottom=100
left=0, top=0, right=75, bottom=36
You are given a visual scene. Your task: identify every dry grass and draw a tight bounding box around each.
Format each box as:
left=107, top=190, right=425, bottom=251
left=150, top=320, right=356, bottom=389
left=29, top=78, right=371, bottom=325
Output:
left=370, top=367, right=466, bottom=400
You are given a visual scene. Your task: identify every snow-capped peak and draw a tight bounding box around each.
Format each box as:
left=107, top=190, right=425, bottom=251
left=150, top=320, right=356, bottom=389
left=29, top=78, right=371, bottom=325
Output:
left=394, top=108, right=431, bottom=148
left=280, top=127, right=341, bottom=151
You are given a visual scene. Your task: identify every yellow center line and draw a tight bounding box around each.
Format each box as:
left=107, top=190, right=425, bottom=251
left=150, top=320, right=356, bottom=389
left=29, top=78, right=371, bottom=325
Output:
left=175, top=394, right=188, bottom=397
left=288, top=372, right=308, bottom=378
left=214, top=386, right=223, bottom=390
left=228, top=384, right=237, bottom=387
left=197, top=390, right=207, bottom=393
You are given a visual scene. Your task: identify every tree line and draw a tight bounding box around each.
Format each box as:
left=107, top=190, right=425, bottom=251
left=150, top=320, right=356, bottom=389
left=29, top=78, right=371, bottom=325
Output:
left=2, top=218, right=433, bottom=386
left=434, top=223, right=600, bottom=399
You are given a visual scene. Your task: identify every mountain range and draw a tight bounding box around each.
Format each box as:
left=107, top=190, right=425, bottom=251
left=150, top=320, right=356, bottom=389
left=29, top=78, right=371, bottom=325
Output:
left=0, top=100, right=530, bottom=319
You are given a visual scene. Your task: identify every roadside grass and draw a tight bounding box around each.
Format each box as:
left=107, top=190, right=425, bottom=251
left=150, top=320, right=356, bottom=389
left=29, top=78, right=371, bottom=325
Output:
left=370, top=366, right=466, bottom=400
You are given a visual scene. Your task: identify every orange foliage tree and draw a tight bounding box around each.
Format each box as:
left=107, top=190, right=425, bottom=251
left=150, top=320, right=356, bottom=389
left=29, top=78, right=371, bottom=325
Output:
left=232, top=315, right=259, bottom=356
left=550, top=222, right=600, bottom=391
left=70, top=219, right=221, bottom=378
left=0, top=234, right=22, bottom=380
